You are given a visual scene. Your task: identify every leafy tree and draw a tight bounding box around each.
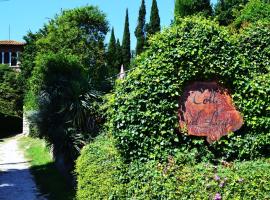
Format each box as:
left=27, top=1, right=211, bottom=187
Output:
left=24, top=6, right=109, bottom=170
left=135, top=0, right=146, bottom=55
left=0, top=65, right=22, bottom=117
left=19, top=27, right=48, bottom=91
left=146, top=0, right=161, bottom=35
left=107, top=28, right=118, bottom=77
left=37, top=6, right=109, bottom=88
left=174, top=0, right=212, bottom=18
left=27, top=53, right=102, bottom=168
left=214, top=0, right=248, bottom=26
left=122, top=9, right=131, bottom=69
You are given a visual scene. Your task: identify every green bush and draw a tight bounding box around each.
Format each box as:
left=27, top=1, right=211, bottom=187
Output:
left=75, top=134, right=124, bottom=200
left=108, top=17, right=270, bottom=162
left=233, top=0, right=270, bottom=29
left=76, top=141, right=270, bottom=199
left=25, top=53, right=103, bottom=170
left=117, top=158, right=270, bottom=200
left=0, top=64, right=23, bottom=117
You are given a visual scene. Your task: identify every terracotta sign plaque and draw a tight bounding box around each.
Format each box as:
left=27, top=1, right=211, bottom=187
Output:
left=178, top=82, right=243, bottom=143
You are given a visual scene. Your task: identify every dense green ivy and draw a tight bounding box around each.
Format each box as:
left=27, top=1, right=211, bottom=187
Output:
left=76, top=134, right=270, bottom=199
left=108, top=17, right=270, bottom=162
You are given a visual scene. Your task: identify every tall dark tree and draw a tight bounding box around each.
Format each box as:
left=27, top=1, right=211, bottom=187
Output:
left=122, top=9, right=131, bottom=68
left=174, top=0, right=212, bottom=19
left=135, top=0, right=146, bottom=55
left=107, top=28, right=117, bottom=76
left=214, top=0, right=248, bottom=26
left=147, top=0, right=161, bottom=35
left=115, top=39, right=122, bottom=72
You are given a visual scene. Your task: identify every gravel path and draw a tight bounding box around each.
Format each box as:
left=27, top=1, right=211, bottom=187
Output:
left=0, top=134, right=45, bottom=200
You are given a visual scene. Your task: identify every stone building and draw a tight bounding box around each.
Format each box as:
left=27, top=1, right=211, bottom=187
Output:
left=0, top=40, right=25, bottom=70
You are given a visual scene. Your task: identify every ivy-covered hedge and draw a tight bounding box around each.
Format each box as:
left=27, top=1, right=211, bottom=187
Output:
left=76, top=136, right=270, bottom=199
left=75, top=134, right=124, bottom=199
left=108, top=17, right=270, bottom=162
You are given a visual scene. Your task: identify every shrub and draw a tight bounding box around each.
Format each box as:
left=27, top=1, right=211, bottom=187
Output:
left=75, top=134, right=124, bottom=200
left=233, top=0, right=270, bottom=29
left=108, top=17, right=270, bottom=162
left=26, top=53, right=102, bottom=168
left=76, top=145, right=270, bottom=199
left=0, top=64, right=23, bottom=117
left=116, top=158, right=270, bottom=199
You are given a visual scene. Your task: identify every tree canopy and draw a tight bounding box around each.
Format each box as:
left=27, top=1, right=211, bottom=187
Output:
left=122, top=9, right=131, bottom=69
left=233, top=0, right=270, bottom=28
left=36, top=6, right=109, bottom=88
left=107, top=28, right=118, bottom=77
left=174, top=0, right=212, bottom=18
left=146, top=0, right=161, bottom=36
left=135, top=0, right=146, bottom=55
left=214, top=0, right=248, bottom=26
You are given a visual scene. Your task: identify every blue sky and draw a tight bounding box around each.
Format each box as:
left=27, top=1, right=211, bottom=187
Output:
left=0, top=0, right=216, bottom=49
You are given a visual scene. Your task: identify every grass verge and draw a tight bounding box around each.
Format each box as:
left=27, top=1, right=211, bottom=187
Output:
left=18, top=135, right=75, bottom=200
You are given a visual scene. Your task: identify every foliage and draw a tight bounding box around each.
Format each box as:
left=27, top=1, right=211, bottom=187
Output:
left=233, top=0, right=270, bottom=29
left=118, top=158, right=270, bottom=199
left=19, top=136, right=75, bottom=200
left=108, top=17, right=270, bottom=162
left=135, top=0, right=146, bottom=55
left=0, top=65, right=23, bottom=117
left=116, top=39, right=123, bottom=69
left=23, top=5, right=110, bottom=172
left=174, top=0, right=212, bottom=19
left=26, top=53, right=102, bottom=167
left=107, top=28, right=120, bottom=77
left=122, top=9, right=131, bottom=69
left=214, top=0, right=248, bottom=26
left=75, top=134, right=124, bottom=200
left=75, top=135, right=270, bottom=199
left=146, top=0, right=161, bottom=36
left=19, top=28, right=48, bottom=90
left=36, top=6, right=109, bottom=89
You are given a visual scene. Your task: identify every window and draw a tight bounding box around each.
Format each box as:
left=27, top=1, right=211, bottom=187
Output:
left=11, top=52, right=17, bottom=66
left=4, top=52, right=9, bottom=64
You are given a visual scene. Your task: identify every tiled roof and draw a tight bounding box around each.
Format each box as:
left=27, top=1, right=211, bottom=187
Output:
left=0, top=40, right=25, bottom=46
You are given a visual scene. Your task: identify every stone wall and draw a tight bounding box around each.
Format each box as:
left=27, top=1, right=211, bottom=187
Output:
left=22, top=114, right=30, bottom=135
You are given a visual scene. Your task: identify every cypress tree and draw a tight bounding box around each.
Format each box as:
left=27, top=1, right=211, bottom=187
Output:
left=107, top=28, right=118, bottom=76
left=147, top=0, right=161, bottom=35
left=174, top=0, right=212, bottom=19
left=122, top=9, right=131, bottom=68
left=174, top=0, right=181, bottom=18
left=115, top=39, right=122, bottom=73
left=135, top=0, right=146, bottom=55
left=214, top=0, right=247, bottom=26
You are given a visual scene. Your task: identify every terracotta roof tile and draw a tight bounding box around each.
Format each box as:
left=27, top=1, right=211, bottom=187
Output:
left=0, top=40, right=25, bottom=46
